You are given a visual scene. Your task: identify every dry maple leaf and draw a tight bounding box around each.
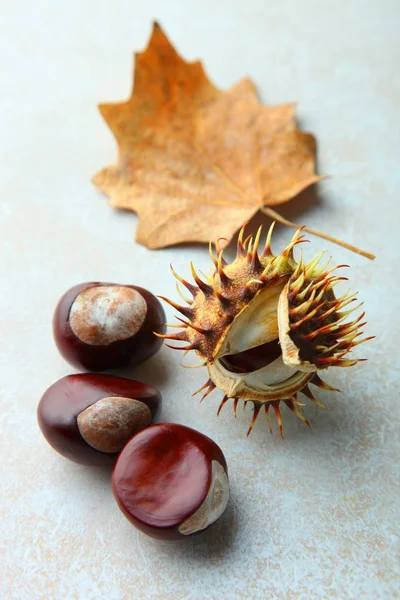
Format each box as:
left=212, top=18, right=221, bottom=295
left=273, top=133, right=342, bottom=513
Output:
left=93, top=22, right=374, bottom=259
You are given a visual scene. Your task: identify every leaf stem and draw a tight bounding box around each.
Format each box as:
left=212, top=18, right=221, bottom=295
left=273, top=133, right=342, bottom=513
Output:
left=260, top=207, right=376, bottom=260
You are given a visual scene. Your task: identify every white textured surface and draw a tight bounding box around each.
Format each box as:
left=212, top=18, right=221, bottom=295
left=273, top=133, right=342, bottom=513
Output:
left=1, top=1, right=399, bottom=599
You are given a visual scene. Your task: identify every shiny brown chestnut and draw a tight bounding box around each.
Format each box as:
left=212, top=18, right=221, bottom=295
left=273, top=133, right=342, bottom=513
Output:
left=53, top=282, right=166, bottom=371
left=37, top=374, right=161, bottom=466
left=112, top=423, right=229, bottom=540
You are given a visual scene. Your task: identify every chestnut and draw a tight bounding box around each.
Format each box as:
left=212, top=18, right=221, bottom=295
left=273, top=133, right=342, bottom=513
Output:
left=53, top=282, right=166, bottom=371
left=37, top=374, right=161, bottom=466
left=112, top=423, right=229, bottom=540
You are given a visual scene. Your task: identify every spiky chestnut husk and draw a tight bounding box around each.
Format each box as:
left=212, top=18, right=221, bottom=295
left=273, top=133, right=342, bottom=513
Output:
left=158, top=224, right=373, bottom=436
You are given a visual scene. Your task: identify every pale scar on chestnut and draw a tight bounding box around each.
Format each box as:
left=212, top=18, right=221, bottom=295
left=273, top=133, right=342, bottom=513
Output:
left=69, top=285, right=147, bottom=346
left=77, top=396, right=152, bottom=453
left=178, top=461, right=230, bottom=535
